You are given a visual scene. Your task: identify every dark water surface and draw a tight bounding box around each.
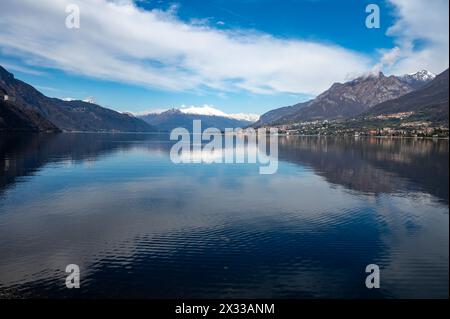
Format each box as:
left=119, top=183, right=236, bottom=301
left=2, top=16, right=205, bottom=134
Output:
left=0, top=133, right=448, bottom=298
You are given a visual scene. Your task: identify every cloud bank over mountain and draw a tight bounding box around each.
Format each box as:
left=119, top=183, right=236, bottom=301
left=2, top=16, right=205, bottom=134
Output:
left=385, top=0, right=449, bottom=75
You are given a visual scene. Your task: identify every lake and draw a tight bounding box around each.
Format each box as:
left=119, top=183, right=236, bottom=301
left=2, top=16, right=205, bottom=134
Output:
left=0, top=133, right=448, bottom=298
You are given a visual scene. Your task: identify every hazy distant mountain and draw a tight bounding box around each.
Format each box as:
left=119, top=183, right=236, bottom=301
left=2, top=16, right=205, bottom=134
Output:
left=139, top=106, right=259, bottom=131
left=253, top=70, right=435, bottom=126
left=0, top=66, right=155, bottom=132
left=364, top=69, right=448, bottom=124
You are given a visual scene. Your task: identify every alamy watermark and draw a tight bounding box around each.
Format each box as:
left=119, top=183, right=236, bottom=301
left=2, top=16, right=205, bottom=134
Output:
left=365, top=264, right=380, bottom=289
left=169, top=120, right=279, bottom=175
left=365, top=4, right=380, bottom=29
left=65, top=4, right=80, bottom=29
left=65, top=264, right=80, bottom=288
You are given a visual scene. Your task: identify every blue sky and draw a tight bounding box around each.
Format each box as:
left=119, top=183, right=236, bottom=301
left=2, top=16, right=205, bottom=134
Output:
left=0, top=0, right=448, bottom=115
left=138, top=0, right=396, bottom=52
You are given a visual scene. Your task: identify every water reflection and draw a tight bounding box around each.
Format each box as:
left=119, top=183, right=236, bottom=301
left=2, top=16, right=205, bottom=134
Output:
left=0, top=133, right=448, bottom=298
left=278, top=136, right=449, bottom=204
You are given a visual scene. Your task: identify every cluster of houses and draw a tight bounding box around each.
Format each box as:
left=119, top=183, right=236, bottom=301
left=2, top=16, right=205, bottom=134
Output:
left=256, top=118, right=449, bottom=138
left=372, top=112, right=414, bottom=120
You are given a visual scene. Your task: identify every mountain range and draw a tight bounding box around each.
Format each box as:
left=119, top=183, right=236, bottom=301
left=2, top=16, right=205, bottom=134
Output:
left=253, top=70, right=438, bottom=127
left=1, top=64, right=448, bottom=133
left=364, top=69, right=449, bottom=124
left=0, top=66, right=155, bottom=132
left=0, top=98, right=60, bottom=132
left=139, top=106, right=259, bottom=131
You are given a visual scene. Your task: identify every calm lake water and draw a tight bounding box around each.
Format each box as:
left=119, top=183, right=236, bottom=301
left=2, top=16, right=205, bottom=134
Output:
left=0, top=133, right=448, bottom=298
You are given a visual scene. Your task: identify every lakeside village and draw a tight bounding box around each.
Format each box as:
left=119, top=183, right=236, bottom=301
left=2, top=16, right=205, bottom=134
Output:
left=250, top=112, right=449, bottom=138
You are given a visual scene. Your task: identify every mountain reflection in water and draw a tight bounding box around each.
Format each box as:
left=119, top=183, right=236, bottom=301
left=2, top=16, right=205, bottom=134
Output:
left=0, top=133, right=448, bottom=298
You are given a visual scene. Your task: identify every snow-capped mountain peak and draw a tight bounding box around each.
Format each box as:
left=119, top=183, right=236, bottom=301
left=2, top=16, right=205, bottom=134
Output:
left=179, top=105, right=260, bottom=122
left=137, top=105, right=260, bottom=122
left=400, top=70, right=435, bottom=83
left=227, top=112, right=260, bottom=122
left=411, top=69, right=436, bottom=81
left=179, top=105, right=228, bottom=117
left=397, top=70, right=436, bottom=89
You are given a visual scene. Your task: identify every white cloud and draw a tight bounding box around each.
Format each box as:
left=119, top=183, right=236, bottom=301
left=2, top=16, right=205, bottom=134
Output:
left=0, top=0, right=371, bottom=95
left=0, top=61, right=45, bottom=76
left=384, top=0, right=449, bottom=75
left=371, top=47, right=401, bottom=74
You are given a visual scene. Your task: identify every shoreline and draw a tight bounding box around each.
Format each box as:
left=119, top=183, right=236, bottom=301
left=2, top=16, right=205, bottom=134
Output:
left=1, top=130, right=449, bottom=140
